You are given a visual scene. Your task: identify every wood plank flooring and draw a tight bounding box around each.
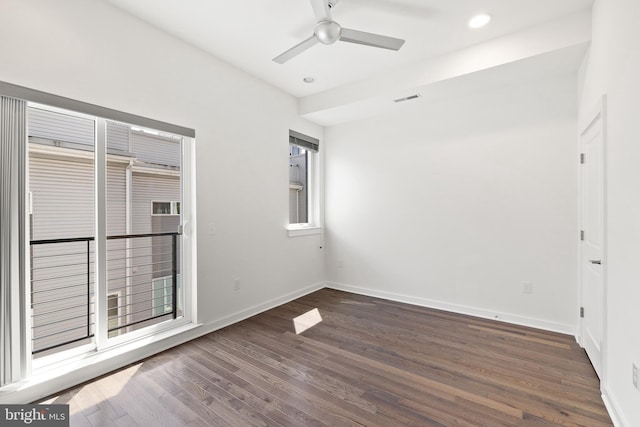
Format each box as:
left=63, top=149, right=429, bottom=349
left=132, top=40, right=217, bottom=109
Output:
left=40, top=289, right=612, bottom=426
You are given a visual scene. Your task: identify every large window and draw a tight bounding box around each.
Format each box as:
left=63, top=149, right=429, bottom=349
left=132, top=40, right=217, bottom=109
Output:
left=289, top=130, right=319, bottom=227
left=26, top=102, right=195, bottom=365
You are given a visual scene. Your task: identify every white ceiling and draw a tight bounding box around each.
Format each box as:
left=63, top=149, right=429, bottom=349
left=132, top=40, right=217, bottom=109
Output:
left=105, top=0, right=593, bottom=124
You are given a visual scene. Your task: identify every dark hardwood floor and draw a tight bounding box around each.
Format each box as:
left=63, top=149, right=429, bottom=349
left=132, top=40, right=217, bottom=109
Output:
left=41, top=289, right=612, bottom=426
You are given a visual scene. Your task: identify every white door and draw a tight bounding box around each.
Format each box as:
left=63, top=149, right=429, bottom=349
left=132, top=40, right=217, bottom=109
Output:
left=580, top=98, right=606, bottom=379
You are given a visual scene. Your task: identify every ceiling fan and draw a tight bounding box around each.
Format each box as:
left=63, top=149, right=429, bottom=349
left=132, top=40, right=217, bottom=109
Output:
left=273, top=0, right=405, bottom=64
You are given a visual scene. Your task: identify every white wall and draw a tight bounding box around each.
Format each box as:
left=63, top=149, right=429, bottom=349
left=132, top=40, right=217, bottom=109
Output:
left=0, top=0, right=323, bottom=357
left=578, top=1, right=640, bottom=425
left=325, top=73, right=579, bottom=333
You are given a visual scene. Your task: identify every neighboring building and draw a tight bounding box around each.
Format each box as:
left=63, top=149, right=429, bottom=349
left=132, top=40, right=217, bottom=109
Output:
left=28, top=105, right=182, bottom=356
left=289, top=144, right=308, bottom=224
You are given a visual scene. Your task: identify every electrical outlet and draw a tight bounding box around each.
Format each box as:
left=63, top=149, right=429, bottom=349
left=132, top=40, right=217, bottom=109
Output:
left=633, top=363, right=638, bottom=390
left=234, top=278, right=240, bottom=291
left=337, top=259, right=343, bottom=269
left=207, top=222, right=216, bottom=235
left=522, top=281, right=533, bottom=294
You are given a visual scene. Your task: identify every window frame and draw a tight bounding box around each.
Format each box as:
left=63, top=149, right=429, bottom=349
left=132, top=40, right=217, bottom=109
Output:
left=151, top=200, right=180, bottom=216
left=287, top=130, right=321, bottom=236
left=25, top=101, right=197, bottom=371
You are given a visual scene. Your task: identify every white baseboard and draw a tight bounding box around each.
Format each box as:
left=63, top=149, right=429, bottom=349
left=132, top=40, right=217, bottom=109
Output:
left=327, top=282, right=630, bottom=426
left=3, top=280, right=625, bottom=425
left=199, top=281, right=325, bottom=333
left=0, top=281, right=325, bottom=404
left=601, top=384, right=629, bottom=427
left=326, top=281, right=576, bottom=335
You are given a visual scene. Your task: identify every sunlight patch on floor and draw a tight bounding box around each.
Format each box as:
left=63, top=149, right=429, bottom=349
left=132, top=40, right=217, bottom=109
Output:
left=293, top=308, right=323, bottom=334
left=40, top=363, right=144, bottom=416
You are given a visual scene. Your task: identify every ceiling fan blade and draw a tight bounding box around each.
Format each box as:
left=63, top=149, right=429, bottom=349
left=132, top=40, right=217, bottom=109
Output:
left=273, top=36, right=319, bottom=64
left=340, top=28, right=405, bottom=51
left=309, top=0, right=331, bottom=22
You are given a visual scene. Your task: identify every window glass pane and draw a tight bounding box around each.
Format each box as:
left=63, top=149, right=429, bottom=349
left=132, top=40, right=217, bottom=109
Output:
left=289, top=144, right=308, bottom=224
left=152, top=202, right=171, bottom=215
left=106, top=122, right=183, bottom=338
left=28, top=105, right=96, bottom=357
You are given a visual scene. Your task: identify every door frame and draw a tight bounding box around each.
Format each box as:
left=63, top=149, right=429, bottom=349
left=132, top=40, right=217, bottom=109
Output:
left=577, top=94, right=607, bottom=382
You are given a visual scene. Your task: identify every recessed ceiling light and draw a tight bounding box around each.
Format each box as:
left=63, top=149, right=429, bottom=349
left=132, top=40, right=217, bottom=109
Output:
left=468, top=13, right=491, bottom=29
left=303, top=77, right=315, bottom=84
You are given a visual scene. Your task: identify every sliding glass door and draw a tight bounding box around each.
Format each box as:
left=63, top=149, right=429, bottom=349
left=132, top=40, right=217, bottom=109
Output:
left=27, top=103, right=190, bottom=365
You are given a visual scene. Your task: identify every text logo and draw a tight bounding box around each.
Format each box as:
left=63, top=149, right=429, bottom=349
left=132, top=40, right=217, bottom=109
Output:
left=1, top=405, right=69, bottom=426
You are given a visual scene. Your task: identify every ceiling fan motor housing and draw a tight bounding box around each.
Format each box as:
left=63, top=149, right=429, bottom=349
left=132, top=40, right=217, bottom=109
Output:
left=272, top=0, right=404, bottom=64
left=315, top=21, right=342, bottom=44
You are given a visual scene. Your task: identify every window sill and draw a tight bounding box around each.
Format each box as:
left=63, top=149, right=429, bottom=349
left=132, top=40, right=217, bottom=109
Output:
left=287, top=226, right=323, bottom=237
left=0, top=322, right=202, bottom=404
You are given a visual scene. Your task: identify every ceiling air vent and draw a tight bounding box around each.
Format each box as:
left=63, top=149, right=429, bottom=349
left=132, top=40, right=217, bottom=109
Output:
left=394, top=94, right=422, bottom=103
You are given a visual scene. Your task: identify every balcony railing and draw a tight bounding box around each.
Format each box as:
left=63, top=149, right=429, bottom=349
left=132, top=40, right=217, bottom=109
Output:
left=30, top=232, right=179, bottom=356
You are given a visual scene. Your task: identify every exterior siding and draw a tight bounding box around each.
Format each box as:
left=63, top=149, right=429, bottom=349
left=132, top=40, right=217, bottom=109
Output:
left=106, top=163, right=127, bottom=334
left=106, top=163, right=127, bottom=236
left=131, top=132, right=180, bottom=167
left=29, top=154, right=95, bottom=353
left=132, top=172, right=180, bottom=234
left=130, top=172, right=180, bottom=325
left=30, top=154, right=95, bottom=241
left=28, top=107, right=94, bottom=147
left=107, top=121, right=130, bottom=153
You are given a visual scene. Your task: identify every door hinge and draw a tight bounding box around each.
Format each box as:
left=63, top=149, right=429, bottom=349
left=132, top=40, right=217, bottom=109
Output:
left=580, top=230, right=585, bottom=241
left=580, top=153, right=585, bottom=164
left=580, top=307, right=585, bottom=318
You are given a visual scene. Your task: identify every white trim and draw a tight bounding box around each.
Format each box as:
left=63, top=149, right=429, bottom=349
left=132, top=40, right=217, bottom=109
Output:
left=130, top=127, right=182, bottom=142
left=125, top=161, right=133, bottom=327
left=95, top=119, right=108, bottom=350
left=0, top=322, right=200, bottom=404
left=205, top=281, right=325, bottom=332
left=601, top=384, right=628, bottom=427
left=130, top=165, right=180, bottom=177
left=0, top=281, right=323, bottom=404
left=288, top=144, right=321, bottom=228
left=2, top=82, right=194, bottom=138
left=287, top=226, right=323, bottom=237
left=182, top=137, right=197, bottom=324
left=326, top=281, right=576, bottom=335
left=577, top=94, right=608, bottom=380
left=28, top=142, right=133, bottom=164
left=103, top=315, right=191, bottom=349
left=308, top=149, right=319, bottom=226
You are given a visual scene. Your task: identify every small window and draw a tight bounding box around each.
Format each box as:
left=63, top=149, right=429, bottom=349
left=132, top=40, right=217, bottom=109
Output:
left=152, top=201, right=180, bottom=216
left=289, top=130, right=319, bottom=226
left=107, top=293, right=120, bottom=338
